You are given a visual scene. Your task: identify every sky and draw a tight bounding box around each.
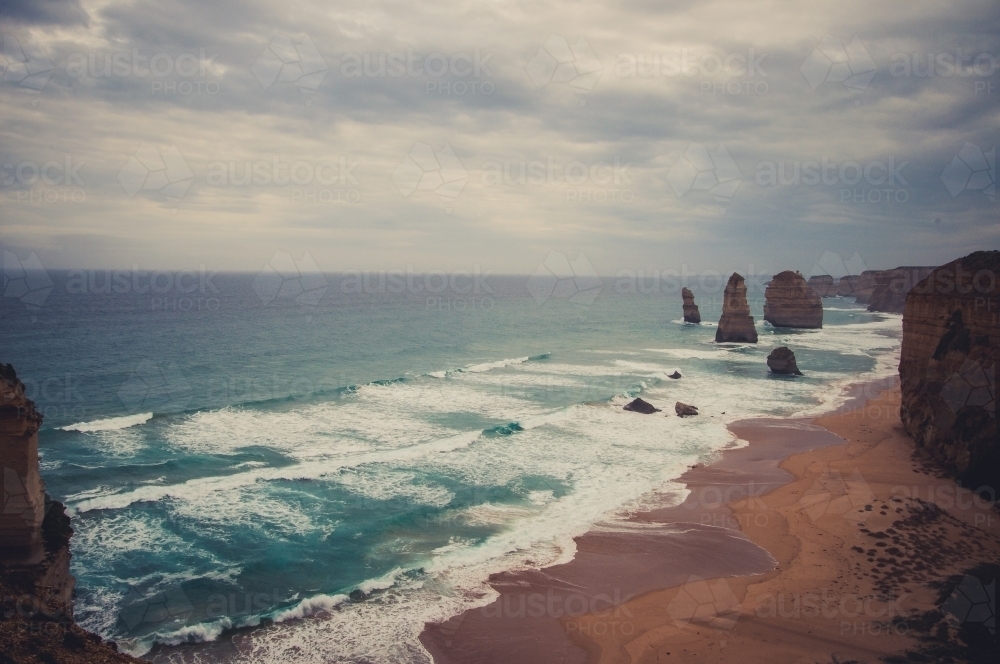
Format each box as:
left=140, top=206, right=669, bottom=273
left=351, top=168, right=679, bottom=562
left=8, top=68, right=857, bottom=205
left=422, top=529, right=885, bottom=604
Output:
left=0, top=0, right=997, bottom=276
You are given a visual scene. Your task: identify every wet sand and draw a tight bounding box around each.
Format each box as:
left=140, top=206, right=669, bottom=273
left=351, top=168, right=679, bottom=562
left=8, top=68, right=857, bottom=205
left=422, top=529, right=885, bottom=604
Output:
left=556, top=384, right=1000, bottom=663
left=421, top=389, right=873, bottom=663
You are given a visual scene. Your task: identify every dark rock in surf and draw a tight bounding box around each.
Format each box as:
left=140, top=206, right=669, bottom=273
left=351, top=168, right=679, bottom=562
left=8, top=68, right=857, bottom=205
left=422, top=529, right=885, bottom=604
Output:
left=623, top=398, right=661, bottom=414
left=767, top=347, right=803, bottom=375
left=675, top=402, right=699, bottom=417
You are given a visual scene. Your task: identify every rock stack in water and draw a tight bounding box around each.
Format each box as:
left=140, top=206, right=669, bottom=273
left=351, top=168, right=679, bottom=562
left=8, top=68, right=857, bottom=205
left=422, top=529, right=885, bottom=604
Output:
left=868, top=266, right=937, bottom=313
left=764, top=271, right=823, bottom=329
left=807, top=275, right=836, bottom=297
left=767, top=347, right=803, bottom=375
left=898, top=251, right=998, bottom=488
left=715, top=273, right=758, bottom=343
left=681, top=287, right=701, bottom=323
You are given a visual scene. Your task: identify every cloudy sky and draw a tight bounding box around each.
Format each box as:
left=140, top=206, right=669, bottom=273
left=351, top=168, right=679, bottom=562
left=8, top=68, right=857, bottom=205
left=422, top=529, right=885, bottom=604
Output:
left=0, top=0, right=997, bottom=276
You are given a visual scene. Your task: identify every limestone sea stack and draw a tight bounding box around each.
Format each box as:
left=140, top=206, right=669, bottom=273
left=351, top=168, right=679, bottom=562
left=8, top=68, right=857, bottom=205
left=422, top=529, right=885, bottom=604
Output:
left=681, top=287, right=701, bottom=324
left=807, top=275, right=836, bottom=297
left=675, top=402, right=699, bottom=417
left=868, top=266, right=937, bottom=313
left=899, top=251, right=999, bottom=488
left=767, top=347, right=803, bottom=375
left=763, top=270, right=823, bottom=329
left=715, top=273, right=758, bottom=343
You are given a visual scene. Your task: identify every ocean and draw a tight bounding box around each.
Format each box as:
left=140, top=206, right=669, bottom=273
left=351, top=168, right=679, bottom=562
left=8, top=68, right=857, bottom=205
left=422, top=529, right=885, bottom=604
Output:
left=0, top=269, right=902, bottom=662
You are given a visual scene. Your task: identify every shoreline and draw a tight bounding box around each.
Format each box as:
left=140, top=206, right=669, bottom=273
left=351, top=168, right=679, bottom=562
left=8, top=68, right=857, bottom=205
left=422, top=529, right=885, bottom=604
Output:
left=419, top=376, right=1000, bottom=663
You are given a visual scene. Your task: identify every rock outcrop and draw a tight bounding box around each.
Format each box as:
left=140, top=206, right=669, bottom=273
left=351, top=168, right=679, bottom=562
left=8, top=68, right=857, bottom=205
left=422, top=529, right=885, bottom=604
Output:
left=623, top=397, right=660, bottom=414
left=764, top=271, right=823, bottom=329
left=675, top=402, right=699, bottom=417
left=767, top=347, right=803, bottom=375
left=850, top=270, right=883, bottom=305
left=668, top=371, right=682, bottom=379
left=899, top=251, right=998, bottom=488
left=1, top=363, right=46, bottom=564
left=807, top=275, right=836, bottom=297
left=868, top=266, right=937, bottom=313
left=715, top=273, right=758, bottom=343
left=681, top=287, right=701, bottom=324
left=0, top=363, right=138, bottom=663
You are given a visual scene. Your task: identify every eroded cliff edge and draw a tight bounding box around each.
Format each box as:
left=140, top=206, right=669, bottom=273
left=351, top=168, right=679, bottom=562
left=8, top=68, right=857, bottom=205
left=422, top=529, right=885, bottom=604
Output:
left=899, top=252, right=999, bottom=489
left=1, top=363, right=138, bottom=663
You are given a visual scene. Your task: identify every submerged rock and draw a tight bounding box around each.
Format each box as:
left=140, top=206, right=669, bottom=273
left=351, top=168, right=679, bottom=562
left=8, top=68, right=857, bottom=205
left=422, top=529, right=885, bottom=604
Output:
left=675, top=402, right=699, bottom=417
left=767, top=347, right=803, bottom=375
left=668, top=371, right=682, bottom=379
left=681, top=287, right=701, bottom=324
left=715, top=273, right=758, bottom=343
left=624, top=397, right=661, bottom=414
left=764, top=271, right=823, bottom=329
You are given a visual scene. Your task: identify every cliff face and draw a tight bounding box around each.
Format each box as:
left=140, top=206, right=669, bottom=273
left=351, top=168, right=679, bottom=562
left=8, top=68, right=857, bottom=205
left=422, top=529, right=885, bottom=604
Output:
left=764, top=271, right=823, bottom=329
left=715, top=273, right=758, bottom=343
left=807, top=275, right=836, bottom=297
left=868, top=266, right=937, bottom=313
left=1, top=363, right=45, bottom=563
left=851, top=270, right=883, bottom=305
left=0, top=364, right=139, bottom=663
left=681, top=287, right=701, bottom=324
left=899, top=251, right=998, bottom=488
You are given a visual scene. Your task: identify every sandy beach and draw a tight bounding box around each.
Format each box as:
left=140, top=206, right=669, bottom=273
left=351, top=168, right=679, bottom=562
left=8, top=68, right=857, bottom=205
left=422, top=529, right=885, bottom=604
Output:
left=421, top=380, right=1000, bottom=663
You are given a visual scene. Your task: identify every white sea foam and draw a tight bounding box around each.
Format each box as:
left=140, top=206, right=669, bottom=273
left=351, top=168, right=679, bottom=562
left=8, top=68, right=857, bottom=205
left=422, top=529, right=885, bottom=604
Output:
left=60, top=412, right=153, bottom=432
left=272, top=593, right=349, bottom=623
left=461, top=355, right=531, bottom=373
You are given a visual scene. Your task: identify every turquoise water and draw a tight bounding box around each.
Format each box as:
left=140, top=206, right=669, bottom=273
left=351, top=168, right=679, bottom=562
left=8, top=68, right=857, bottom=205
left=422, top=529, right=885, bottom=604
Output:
left=1, top=272, right=901, bottom=661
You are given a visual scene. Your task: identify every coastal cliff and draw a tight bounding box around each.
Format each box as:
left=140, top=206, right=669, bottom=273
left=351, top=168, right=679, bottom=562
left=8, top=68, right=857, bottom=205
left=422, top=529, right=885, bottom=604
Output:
left=806, top=275, right=836, bottom=297
left=681, top=287, right=700, bottom=324
left=899, top=251, right=998, bottom=487
left=868, top=266, right=936, bottom=313
left=715, top=273, right=758, bottom=343
left=0, top=364, right=138, bottom=663
left=763, top=270, right=823, bottom=328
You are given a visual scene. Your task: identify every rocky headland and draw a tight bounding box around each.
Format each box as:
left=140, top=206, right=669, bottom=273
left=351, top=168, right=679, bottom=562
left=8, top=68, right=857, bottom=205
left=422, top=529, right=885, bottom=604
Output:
left=868, top=266, right=937, bottom=313
left=0, top=363, right=138, bottom=664
left=766, top=346, right=802, bottom=375
left=681, top=287, right=700, bottom=324
left=898, top=251, right=998, bottom=488
left=715, top=273, right=758, bottom=343
left=806, top=275, right=836, bottom=297
left=763, top=270, right=823, bottom=329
